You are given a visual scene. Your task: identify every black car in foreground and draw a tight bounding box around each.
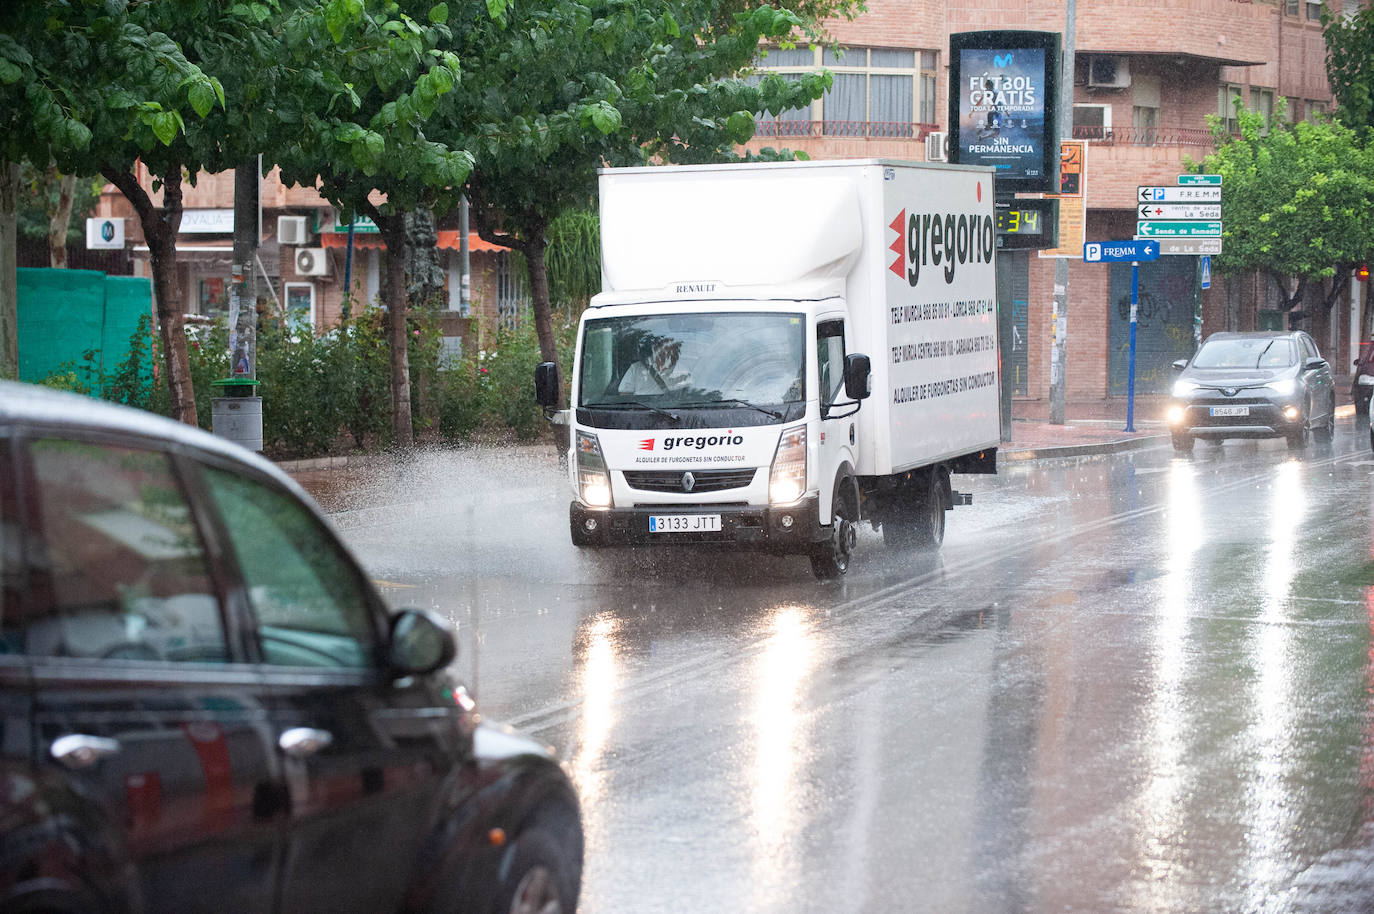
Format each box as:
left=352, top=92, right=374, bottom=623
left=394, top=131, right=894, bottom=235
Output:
left=1165, top=330, right=1336, bottom=453
left=0, top=381, right=582, bottom=914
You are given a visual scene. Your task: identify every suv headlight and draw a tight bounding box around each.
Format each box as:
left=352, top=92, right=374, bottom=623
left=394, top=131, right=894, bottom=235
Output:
left=769, top=425, right=807, bottom=505
left=1265, top=378, right=1297, bottom=396
left=576, top=430, right=612, bottom=507
left=1172, top=379, right=1200, bottom=397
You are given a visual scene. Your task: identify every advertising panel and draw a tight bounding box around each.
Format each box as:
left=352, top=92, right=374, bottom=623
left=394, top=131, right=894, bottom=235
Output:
left=948, top=31, right=1061, bottom=195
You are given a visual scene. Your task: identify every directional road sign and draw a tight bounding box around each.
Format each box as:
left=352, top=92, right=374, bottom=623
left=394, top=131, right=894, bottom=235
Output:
left=1136, top=238, right=1223, bottom=256
left=1201, top=255, right=1212, bottom=289
left=1137, top=203, right=1221, bottom=221
left=1083, top=240, right=1160, bottom=263
left=1178, top=174, right=1223, bottom=186
left=1136, top=220, right=1223, bottom=238
left=1137, top=185, right=1222, bottom=203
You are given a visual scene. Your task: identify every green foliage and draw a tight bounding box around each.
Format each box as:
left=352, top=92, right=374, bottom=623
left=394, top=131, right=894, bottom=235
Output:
left=543, top=209, right=602, bottom=312
left=1324, top=5, right=1374, bottom=131
left=1198, top=107, right=1374, bottom=286
left=17, top=164, right=103, bottom=243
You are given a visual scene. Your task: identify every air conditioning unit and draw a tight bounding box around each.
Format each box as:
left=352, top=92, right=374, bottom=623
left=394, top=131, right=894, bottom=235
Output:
left=295, top=247, right=329, bottom=276
left=1087, top=55, right=1131, bottom=89
left=277, top=215, right=309, bottom=245
left=925, top=130, right=948, bottom=162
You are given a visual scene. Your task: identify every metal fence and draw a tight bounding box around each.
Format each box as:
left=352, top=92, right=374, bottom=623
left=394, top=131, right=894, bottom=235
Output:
left=753, top=120, right=939, bottom=140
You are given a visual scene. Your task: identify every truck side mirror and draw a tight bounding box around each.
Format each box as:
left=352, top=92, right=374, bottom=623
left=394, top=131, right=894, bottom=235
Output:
left=534, top=361, right=560, bottom=408
left=844, top=353, right=872, bottom=400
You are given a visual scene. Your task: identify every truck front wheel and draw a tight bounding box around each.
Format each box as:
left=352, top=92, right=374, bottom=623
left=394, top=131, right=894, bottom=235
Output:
left=810, top=488, right=858, bottom=579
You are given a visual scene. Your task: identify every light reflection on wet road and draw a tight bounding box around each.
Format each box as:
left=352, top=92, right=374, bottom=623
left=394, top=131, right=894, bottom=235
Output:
left=309, top=422, right=1374, bottom=913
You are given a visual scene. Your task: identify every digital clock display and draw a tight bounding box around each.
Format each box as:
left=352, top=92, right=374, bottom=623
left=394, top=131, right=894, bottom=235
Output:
left=996, top=208, right=1044, bottom=235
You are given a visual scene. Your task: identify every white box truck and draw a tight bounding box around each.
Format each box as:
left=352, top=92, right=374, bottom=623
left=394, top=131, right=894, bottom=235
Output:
left=535, top=159, right=1001, bottom=578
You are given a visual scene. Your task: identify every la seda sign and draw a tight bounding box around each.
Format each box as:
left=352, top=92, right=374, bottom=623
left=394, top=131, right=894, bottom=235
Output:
left=947, top=30, right=1061, bottom=196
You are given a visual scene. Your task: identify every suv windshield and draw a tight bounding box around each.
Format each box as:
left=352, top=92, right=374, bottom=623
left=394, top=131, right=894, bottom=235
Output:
left=1192, top=337, right=1296, bottom=370
left=578, top=312, right=806, bottom=410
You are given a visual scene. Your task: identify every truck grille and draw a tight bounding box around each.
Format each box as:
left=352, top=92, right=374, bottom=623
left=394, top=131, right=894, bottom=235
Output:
left=623, top=468, right=758, bottom=493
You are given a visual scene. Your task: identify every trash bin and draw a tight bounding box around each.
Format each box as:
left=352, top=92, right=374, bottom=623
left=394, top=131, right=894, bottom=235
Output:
left=210, top=378, right=263, bottom=452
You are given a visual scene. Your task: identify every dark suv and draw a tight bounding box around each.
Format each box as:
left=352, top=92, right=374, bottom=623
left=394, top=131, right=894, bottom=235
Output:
left=0, top=382, right=582, bottom=914
left=1166, top=330, right=1336, bottom=452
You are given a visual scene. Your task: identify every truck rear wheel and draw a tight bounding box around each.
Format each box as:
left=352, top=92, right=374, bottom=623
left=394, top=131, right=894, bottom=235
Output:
left=810, top=488, right=857, bottom=579
left=882, top=471, right=946, bottom=550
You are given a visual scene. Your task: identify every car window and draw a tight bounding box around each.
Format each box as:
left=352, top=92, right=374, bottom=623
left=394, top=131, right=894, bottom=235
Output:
left=201, top=467, right=376, bottom=669
left=16, top=439, right=228, bottom=663
left=1193, top=338, right=1295, bottom=370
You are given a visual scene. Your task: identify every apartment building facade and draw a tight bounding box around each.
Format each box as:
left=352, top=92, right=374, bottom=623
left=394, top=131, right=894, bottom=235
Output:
left=742, top=0, right=1364, bottom=402
left=91, top=165, right=526, bottom=356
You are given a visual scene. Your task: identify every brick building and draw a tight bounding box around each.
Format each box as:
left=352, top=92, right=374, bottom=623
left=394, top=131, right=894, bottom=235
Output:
left=92, top=164, right=526, bottom=357
left=741, top=0, right=1367, bottom=405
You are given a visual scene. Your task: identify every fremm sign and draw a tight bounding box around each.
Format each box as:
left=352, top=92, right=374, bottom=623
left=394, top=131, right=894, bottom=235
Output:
left=86, top=217, right=125, bottom=250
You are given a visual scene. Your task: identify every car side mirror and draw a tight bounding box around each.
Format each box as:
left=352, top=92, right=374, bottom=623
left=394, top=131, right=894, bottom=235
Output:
left=387, top=609, right=457, bottom=676
left=844, top=353, right=872, bottom=401
left=1172, top=359, right=1188, bottom=371
left=534, top=361, right=560, bottom=408
left=1304, top=356, right=1327, bottom=371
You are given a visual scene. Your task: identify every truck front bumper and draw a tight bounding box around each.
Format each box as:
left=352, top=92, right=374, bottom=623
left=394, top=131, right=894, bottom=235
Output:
left=570, top=495, right=824, bottom=552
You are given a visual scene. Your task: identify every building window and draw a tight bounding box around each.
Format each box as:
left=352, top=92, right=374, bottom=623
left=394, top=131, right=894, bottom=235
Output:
left=495, top=252, right=528, bottom=332
left=1285, top=0, right=1299, bottom=15
left=1307, top=0, right=1324, bottom=20
left=1284, top=96, right=1301, bottom=123
left=1073, top=103, right=1112, bottom=141
left=1132, top=106, right=1158, bottom=145
left=919, top=51, right=939, bottom=124
left=1250, top=87, right=1275, bottom=132
left=1219, top=84, right=1243, bottom=133
left=752, top=46, right=932, bottom=138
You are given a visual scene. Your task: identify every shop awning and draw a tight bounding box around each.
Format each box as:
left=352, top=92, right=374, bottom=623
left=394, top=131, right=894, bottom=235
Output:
left=318, top=231, right=510, bottom=252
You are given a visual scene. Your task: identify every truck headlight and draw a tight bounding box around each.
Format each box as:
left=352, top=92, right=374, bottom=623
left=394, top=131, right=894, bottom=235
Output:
left=576, top=430, right=612, bottom=507
left=769, top=425, right=807, bottom=505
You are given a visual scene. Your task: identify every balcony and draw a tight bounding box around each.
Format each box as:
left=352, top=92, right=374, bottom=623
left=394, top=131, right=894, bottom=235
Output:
left=753, top=120, right=940, bottom=140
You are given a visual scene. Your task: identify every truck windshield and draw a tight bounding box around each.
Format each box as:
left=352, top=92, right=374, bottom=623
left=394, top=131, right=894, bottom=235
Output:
left=578, top=312, right=806, bottom=413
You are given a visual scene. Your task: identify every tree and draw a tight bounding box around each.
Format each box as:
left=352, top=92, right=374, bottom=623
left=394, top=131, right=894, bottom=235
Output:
left=1324, top=4, right=1374, bottom=132
left=271, top=0, right=470, bottom=447
left=1199, top=105, right=1374, bottom=330
left=1, top=0, right=226, bottom=411
left=444, top=0, right=842, bottom=382
left=17, top=164, right=103, bottom=268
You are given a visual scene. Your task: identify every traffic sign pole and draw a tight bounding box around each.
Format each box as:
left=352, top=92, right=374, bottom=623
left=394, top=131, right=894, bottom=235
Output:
left=1126, top=262, right=1139, bottom=433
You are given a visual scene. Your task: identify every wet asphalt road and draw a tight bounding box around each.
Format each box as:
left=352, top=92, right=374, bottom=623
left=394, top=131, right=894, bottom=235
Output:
left=308, top=419, right=1374, bottom=914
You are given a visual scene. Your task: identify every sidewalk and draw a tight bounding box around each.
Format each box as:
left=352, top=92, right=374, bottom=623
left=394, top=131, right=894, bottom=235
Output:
left=1001, top=395, right=1170, bottom=461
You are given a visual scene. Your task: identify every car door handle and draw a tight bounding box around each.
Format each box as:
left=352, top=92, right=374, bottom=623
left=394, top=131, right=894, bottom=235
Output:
left=278, top=727, right=333, bottom=759
left=51, top=734, right=121, bottom=769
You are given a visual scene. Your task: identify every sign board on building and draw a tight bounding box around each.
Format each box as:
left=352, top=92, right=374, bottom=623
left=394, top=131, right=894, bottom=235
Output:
left=948, top=30, right=1061, bottom=194
left=329, top=213, right=380, bottom=234
left=1083, top=240, right=1160, bottom=263
left=179, top=209, right=235, bottom=233
left=1178, top=174, right=1223, bottom=186
left=85, top=217, right=125, bottom=250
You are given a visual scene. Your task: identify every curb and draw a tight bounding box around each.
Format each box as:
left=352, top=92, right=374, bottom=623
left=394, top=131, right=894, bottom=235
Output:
left=999, top=433, right=1170, bottom=462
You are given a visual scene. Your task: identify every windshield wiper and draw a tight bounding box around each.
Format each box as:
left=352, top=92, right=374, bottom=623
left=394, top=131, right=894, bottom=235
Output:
left=582, top=400, right=681, bottom=423
left=1253, top=341, right=1277, bottom=369
left=676, top=398, right=784, bottom=420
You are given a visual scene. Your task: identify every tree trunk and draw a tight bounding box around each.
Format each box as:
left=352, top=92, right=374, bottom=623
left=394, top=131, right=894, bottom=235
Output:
left=48, top=169, right=76, bottom=269
left=525, top=223, right=558, bottom=367
left=106, top=166, right=197, bottom=426
left=0, top=161, right=18, bottom=379
left=375, top=212, right=413, bottom=448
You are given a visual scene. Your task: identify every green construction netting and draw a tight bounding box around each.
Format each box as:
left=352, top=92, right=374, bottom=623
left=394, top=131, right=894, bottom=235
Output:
left=18, top=268, right=154, bottom=396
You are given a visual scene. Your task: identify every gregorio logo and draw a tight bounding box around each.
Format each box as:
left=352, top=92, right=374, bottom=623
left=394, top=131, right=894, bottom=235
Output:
left=637, top=433, right=744, bottom=452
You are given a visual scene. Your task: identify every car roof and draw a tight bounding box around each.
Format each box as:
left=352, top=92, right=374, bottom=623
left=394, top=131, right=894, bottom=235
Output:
left=0, top=380, right=300, bottom=493
left=1202, top=331, right=1302, bottom=341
